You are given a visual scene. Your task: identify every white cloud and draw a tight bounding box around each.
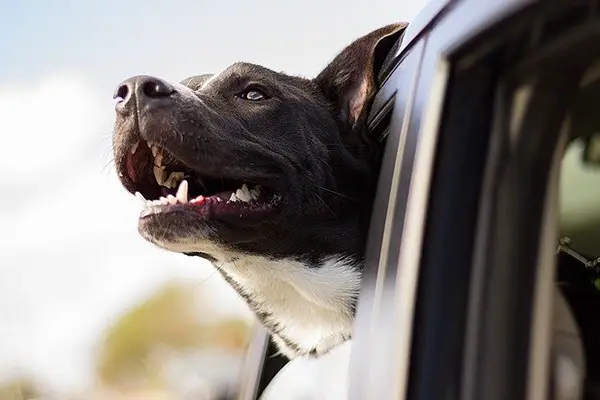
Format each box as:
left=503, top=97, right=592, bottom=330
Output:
left=0, top=73, right=112, bottom=185
left=0, top=75, right=248, bottom=394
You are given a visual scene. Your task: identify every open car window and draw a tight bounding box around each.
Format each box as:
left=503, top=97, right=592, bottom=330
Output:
left=237, top=1, right=600, bottom=399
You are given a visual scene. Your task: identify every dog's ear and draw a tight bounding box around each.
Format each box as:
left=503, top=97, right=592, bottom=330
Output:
left=314, top=23, right=408, bottom=129
left=181, top=74, right=214, bottom=90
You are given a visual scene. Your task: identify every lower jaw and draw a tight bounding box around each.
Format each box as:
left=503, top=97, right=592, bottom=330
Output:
left=139, top=193, right=283, bottom=220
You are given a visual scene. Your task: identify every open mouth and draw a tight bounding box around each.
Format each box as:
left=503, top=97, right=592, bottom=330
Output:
left=122, top=139, right=282, bottom=219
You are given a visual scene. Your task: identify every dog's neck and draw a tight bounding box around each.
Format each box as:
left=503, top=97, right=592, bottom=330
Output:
left=212, top=252, right=361, bottom=358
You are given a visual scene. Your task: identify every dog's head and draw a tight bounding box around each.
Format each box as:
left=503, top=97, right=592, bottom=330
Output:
left=112, top=24, right=406, bottom=264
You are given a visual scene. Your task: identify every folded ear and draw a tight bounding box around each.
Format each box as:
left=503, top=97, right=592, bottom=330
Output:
left=180, top=74, right=214, bottom=90
left=314, top=23, right=408, bottom=129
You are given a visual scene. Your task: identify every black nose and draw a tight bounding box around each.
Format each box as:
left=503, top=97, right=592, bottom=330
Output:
left=113, top=75, right=175, bottom=113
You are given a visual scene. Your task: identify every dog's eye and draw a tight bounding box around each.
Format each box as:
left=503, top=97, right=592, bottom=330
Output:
left=241, top=89, right=267, bottom=101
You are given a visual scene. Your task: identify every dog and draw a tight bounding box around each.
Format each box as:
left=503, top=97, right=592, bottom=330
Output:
left=112, top=23, right=408, bottom=359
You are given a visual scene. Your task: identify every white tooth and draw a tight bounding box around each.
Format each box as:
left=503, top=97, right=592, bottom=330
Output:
left=147, top=141, right=152, bottom=148
left=167, top=195, right=177, bottom=205
left=152, top=145, right=159, bottom=157
left=135, top=191, right=146, bottom=205
left=146, top=200, right=153, bottom=207
left=236, top=187, right=251, bottom=203
left=242, top=184, right=251, bottom=196
left=235, top=189, right=244, bottom=201
left=153, top=166, right=166, bottom=186
left=229, top=193, right=238, bottom=202
left=130, top=142, right=139, bottom=155
left=176, top=180, right=188, bottom=203
left=159, top=196, right=169, bottom=205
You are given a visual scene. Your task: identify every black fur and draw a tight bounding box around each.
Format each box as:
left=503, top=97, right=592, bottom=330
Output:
left=112, top=23, right=408, bottom=356
left=113, top=23, right=406, bottom=264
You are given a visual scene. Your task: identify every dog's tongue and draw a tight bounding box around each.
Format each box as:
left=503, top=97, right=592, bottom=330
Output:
left=187, top=190, right=282, bottom=218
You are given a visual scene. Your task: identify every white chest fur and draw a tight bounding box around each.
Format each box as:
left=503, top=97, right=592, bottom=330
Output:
left=217, top=254, right=361, bottom=357
left=149, top=236, right=361, bottom=357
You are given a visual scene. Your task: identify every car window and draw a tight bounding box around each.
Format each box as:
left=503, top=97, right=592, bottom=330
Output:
left=556, top=61, right=600, bottom=397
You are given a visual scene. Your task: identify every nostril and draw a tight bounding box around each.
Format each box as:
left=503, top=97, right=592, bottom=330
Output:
left=113, top=83, right=130, bottom=102
left=141, top=79, right=174, bottom=98
left=113, top=76, right=175, bottom=112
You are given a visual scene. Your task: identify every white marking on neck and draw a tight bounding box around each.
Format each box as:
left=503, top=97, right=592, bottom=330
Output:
left=149, top=238, right=361, bottom=357
left=221, top=254, right=360, bottom=356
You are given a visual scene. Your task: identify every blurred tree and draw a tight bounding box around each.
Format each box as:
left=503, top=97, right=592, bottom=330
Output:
left=0, top=378, right=39, bottom=400
left=95, top=282, right=251, bottom=390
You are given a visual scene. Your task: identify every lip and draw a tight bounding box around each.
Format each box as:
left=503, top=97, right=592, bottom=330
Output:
left=138, top=190, right=283, bottom=220
left=114, top=134, right=285, bottom=224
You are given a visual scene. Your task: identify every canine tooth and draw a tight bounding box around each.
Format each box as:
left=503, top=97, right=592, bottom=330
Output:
left=176, top=180, right=188, bottom=203
left=167, top=195, right=177, bottom=205
left=130, top=142, right=139, bottom=155
left=229, top=193, right=239, bottom=202
left=153, top=166, right=166, bottom=186
left=152, top=145, right=159, bottom=157
left=135, top=191, right=146, bottom=205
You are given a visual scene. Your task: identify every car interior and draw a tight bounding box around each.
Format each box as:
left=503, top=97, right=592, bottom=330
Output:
left=556, top=59, right=600, bottom=399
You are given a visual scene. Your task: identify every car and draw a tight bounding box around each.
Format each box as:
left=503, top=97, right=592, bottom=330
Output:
left=236, top=0, right=600, bottom=398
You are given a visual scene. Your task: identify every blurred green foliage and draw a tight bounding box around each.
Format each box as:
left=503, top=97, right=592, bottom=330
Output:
left=0, top=378, right=38, bottom=400
left=96, top=282, right=251, bottom=388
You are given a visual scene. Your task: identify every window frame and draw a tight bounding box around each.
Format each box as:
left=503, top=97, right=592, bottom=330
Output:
left=236, top=0, right=600, bottom=399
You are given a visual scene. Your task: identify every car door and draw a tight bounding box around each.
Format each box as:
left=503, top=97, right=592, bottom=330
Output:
left=237, top=0, right=600, bottom=398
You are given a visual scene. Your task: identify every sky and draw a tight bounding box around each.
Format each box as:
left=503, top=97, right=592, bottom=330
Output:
left=0, top=0, right=426, bottom=394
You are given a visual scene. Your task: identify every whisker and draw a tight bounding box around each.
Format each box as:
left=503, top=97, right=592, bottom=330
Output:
left=102, top=159, right=116, bottom=173
left=308, top=183, right=358, bottom=202
left=312, top=193, right=338, bottom=219
left=195, top=269, right=219, bottom=289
